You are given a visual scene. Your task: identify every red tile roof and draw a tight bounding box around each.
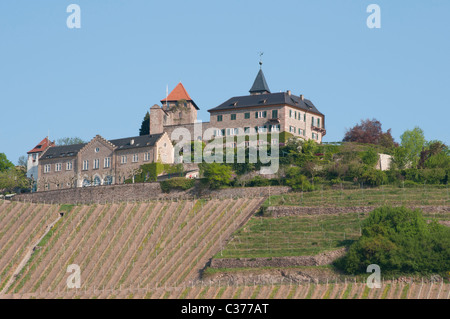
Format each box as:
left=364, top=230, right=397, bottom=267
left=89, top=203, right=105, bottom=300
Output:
left=27, top=137, right=55, bottom=154
left=160, top=82, right=193, bottom=102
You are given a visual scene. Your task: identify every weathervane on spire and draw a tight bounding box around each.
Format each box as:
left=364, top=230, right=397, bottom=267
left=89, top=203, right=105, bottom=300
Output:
left=258, top=51, right=264, bottom=68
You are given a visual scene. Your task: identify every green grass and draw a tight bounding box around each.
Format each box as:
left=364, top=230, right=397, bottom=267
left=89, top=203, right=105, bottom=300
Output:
left=218, top=213, right=362, bottom=258
left=265, top=185, right=449, bottom=208
left=305, top=284, right=315, bottom=299
left=217, top=200, right=450, bottom=259
left=232, top=287, right=243, bottom=299
left=268, top=285, right=280, bottom=299
left=250, top=286, right=261, bottom=299
left=341, top=284, right=352, bottom=299
left=401, top=284, right=409, bottom=299
left=381, top=284, right=391, bottom=299
left=215, top=287, right=226, bottom=299
left=179, top=287, right=190, bottom=299
left=323, top=284, right=334, bottom=299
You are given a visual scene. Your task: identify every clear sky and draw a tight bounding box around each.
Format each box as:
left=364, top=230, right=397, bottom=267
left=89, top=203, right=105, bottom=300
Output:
left=1, top=0, right=449, bottom=164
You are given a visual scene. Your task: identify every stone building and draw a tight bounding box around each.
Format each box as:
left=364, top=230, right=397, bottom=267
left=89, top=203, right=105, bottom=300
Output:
left=37, top=133, right=173, bottom=191
left=208, top=67, right=326, bottom=143
left=26, top=137, right=55, bottom=181
left=148, top=66, right=326, bottom=144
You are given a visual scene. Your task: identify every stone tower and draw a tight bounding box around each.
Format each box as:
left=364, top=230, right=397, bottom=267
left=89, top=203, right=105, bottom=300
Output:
left=149, top=104, right=164, bottom=134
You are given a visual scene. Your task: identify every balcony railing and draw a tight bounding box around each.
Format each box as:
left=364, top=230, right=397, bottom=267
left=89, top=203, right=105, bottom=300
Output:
left=311, top=125, right=326, bottom=136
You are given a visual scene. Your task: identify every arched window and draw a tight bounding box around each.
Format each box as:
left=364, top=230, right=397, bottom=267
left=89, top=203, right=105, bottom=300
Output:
left=104, top=176, right=113, bottom=185
left=93, top=176, right=101, bottom=186
left=82, top=179, right=91, bottom=187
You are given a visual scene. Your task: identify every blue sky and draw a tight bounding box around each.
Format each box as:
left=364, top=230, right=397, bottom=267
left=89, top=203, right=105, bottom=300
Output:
left=1, top=0, right=449, bottom=164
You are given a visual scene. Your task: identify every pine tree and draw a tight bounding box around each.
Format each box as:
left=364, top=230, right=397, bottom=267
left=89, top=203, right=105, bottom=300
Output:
left=139, top=111, right=150, bottom=136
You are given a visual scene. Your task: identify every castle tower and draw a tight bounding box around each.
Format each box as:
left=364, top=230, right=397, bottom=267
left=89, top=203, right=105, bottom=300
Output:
left=149, top=104, right=164, bottom=134
left=160, top=82, right=199, bottom=125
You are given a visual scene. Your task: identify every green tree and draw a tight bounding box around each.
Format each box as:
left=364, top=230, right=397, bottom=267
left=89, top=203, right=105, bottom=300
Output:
left=361, top=148, right=379, bottom=167
left=17, top=155, right=27, bottom=167
left=200, top=163, right=233, bottom=189
left=56, top=137, right=86, bottom=146
left=0, top=167, right=30, bottom=192
left=285, top=167, right=313, bottom=191
left=139, top=111, right=150, bottom=136
left=400, top=127, right=426, bottom=168
left=335, top=206, right=450, bottom=275
left=0, top=153, right=14, bottom=172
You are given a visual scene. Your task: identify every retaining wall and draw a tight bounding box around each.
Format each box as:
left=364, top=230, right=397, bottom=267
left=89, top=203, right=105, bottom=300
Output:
left=12, top=184, right=291, bottom=204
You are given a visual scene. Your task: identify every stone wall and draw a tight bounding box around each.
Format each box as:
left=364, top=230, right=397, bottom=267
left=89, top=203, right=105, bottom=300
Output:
left=266, top=205, right=450, bottom=217
left=12, top=184, right=290, bottom=204
left=210, top=248, right=347, bottom=269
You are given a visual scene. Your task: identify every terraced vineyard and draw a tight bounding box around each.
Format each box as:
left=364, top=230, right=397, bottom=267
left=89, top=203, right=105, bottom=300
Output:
left=2, top=281, right=449, bottom=299
left=0, top=197, right=265, bottom=296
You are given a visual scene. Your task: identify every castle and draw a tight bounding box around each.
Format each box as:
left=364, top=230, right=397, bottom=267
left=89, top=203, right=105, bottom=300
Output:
left=149, top=66, right=326, bottom=144
left=29, top=66, right=325, bottom=191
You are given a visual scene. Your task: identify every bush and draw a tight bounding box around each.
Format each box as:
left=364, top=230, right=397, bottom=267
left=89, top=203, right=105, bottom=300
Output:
left=335, top=206, right=450, bottom=275
left=160, top=177, right=195, bottom=193
left=248, top=176, right=270, bottom=187
left=361, top=169, right=387, bottom=186
left=285, top=167, right=314, bottom=191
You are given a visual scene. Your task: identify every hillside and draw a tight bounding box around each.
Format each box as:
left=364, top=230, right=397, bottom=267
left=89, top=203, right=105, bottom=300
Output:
left=0, top=197, right=264, bottom=296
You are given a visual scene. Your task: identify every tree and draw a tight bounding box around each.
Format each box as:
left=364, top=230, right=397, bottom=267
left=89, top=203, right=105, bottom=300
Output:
left=56, top=137, right=86, bottom=146
left=335, top=206, right=450, bottom=275
left=18, top=155, right=27, bottom=167
left=0, top=153, right=14, bottom=172
left=343, top=119, right=395, bottom=147
left=0, top=167, right=30, bottom=192
left=199, top=163, right=233, bottom=189
left=418, top=141, right=450, bottom=169
left=400, top=127, right=426, bottom=168
left=139, top=111, right=150, bottom=136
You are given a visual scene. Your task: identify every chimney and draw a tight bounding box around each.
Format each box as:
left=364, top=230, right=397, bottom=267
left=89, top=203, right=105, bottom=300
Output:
left=300, top=94, right=304, bottom=101
left=287, top=90, right=291, bottom=96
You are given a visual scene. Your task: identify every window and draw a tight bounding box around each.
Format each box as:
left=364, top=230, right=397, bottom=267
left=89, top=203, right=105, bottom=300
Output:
left=231, top=114, right=236, bottom=120
left=144, top=153, right=150, bottom=161
left=312, top=116, right=315, bottom=126
left=289, top=110, right=293, bottom=118
left=93, top=159, right=99, bottom=169
left=272, top=110, right=278, bottom=119
left=32, top=153, right=37, bottom=161
left=255, top=111, right=267, bottom=118
left=104, top=157, right=111, bottom=168
left=289, top=126, right=296, bottom=133
left=132, top=154, right=138, bottom=163
left=44, top=164, right=51, bottom=173
left=55, top=163, right=62, bottom=172
left=304, top=114, right=306, bottom=121
left=258, top=126, right=267, bottom=133
left=104, top=176, right=113, bottom=185
left=93, top=176, right=101, bottom=186
left=66, top=161, right=73, bottom=171
left=82, top=160, right=89, bottom=171
left=95, top=147, right=100, bottom=153
left=244, top=127, right=250, bottom=134
left=298, top=129, right=303, bottom=136
left=295, top=111, right=297, bottom=120
left=303, top=129, right=306, bottom=137
left=217, top=115, right=223, bottom=122
left=121, top=155, right=127, bottom=164
left=271, top=124, right=280, bottom=132
left=215, top=129, right=223, bottom=137
left=317, top=118, right=321, bottom=128
left=244, top=113, right=250, bottom=119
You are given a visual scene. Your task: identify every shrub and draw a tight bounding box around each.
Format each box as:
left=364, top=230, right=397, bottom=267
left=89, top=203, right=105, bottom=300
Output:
left=248, top=176, right=270, bottom=187
left=335, top=206, right=450, bottom=275
left=285, top=167, right=314, bottom=191
left=361, top=169, right=387, bottom=186
left=160, top=177, right=195, bottom=193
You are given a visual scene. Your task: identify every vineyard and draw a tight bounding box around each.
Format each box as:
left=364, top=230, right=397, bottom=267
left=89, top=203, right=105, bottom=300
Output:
left=0, top=197, right=265, bottom=296
left=1, top=281, right=449, bottom=299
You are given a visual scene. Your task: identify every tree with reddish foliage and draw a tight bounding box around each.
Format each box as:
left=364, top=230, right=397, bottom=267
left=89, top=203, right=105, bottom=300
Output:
left=343, top=118, right=396, bottom=147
